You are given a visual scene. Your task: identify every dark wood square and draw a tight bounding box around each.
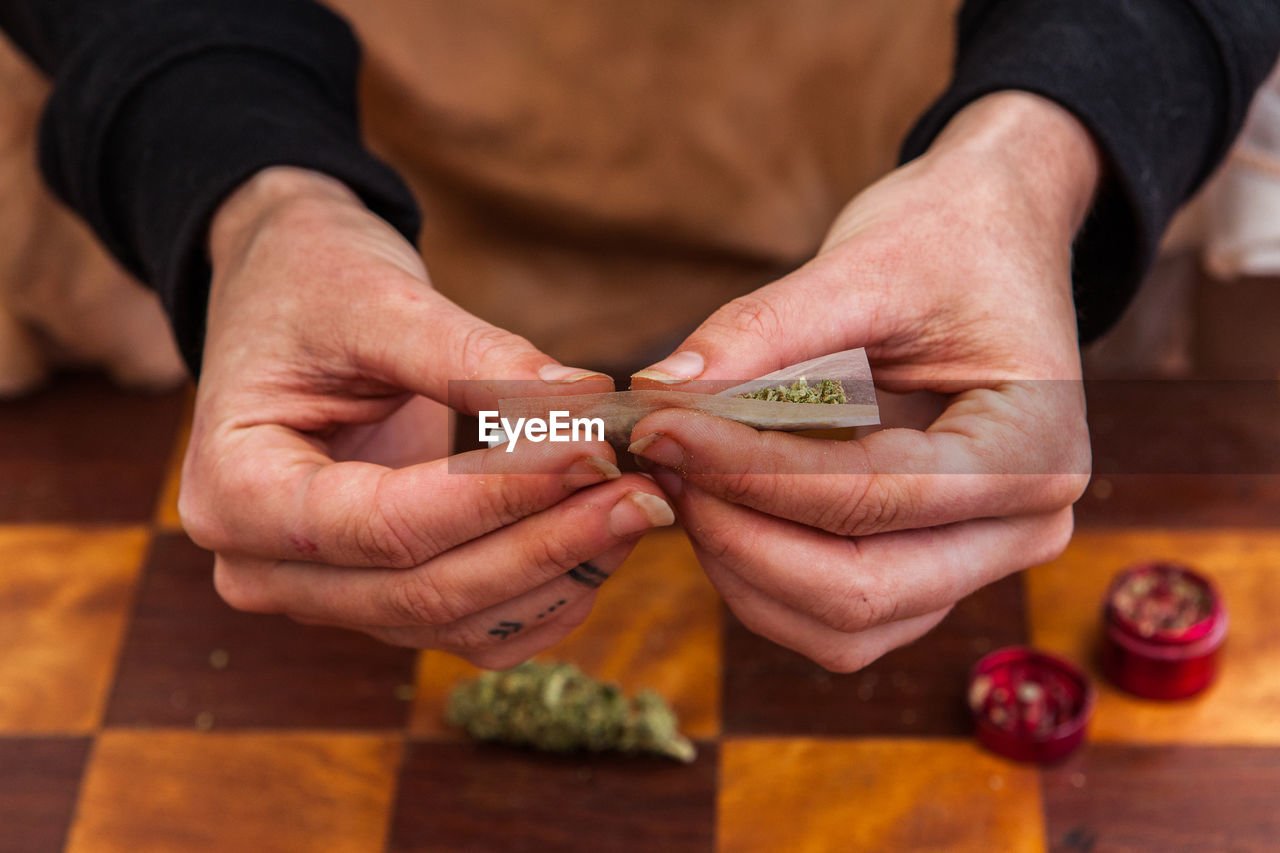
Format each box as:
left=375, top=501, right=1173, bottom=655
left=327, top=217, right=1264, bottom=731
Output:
left=1074, top=474, right=1280, bottom=528
left=0, top=375, right=186, bottom=522
left=388, top=740, right=717, bottom=852
left=722, top=573, right=1026, bottom=736
left=1043, top=745, right=1280, bottom=853
left=0, top=737, right=91, bottom=853
left=1076, top=378, right=1280, bottom=528
left=104, top=533, right=416, bottom=729
left=1085, top=380, right=1280, bottom=478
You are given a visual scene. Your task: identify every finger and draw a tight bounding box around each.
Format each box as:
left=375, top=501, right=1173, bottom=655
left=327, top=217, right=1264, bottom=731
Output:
left=461, top=598, right=595, bottom=670
left=630, top=259, right=885, bottom=387
left=182, top=424, right=625, bottom=567
left=463, top=595, right=597, bottom=670
left=656, top=472, right=1072, bottom=635
left=290, top=540, right=631, bottom=655
left=364, top=593, right=599, bottom=670
left=629, top=381, right=1090, bottom=537
left=212, top=478, right=673, bottom=626
left=345, top=286, right=615, bottom=413
left=704, top=553, right=952, bottom=673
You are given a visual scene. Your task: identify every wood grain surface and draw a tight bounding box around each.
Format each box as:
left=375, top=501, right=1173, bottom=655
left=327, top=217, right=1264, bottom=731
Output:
left=1, top=370, right=1277, bottom=852
left=67, top=732, right=401, bottom=853
left=720, top=739, right=1046, bottom=853
left=0, top=526, right=145, bottom=733
left=1029, top=530, right=1280, bottom=745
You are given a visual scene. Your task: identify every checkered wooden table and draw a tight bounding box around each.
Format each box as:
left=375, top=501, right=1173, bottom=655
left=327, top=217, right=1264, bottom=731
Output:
left=2, top=375, right=1278, bottom=852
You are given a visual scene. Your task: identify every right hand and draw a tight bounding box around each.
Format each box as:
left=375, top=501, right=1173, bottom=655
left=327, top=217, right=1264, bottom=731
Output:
left=179, top=167, right=674, bottom=669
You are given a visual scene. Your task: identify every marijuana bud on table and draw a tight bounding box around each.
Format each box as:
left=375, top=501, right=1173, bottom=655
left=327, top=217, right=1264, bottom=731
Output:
left=737, top=377, right=848, bottom=404
left=446, top=661, right=696, bottom=763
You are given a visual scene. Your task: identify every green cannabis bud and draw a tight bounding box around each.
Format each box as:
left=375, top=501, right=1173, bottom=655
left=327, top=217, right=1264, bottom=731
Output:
left=446, top=661, right=696, bottom=763
left=737, top=377, right=848, bottom=404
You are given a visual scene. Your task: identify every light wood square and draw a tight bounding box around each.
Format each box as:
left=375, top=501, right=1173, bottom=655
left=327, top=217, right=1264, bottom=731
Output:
left=719, top=738, right=1045, bottom=853
left=1028, top=529, right=1280, bottom=745
left=0, top=525, right=146, bottom=732
left=67, top=731, right=401, bottom=853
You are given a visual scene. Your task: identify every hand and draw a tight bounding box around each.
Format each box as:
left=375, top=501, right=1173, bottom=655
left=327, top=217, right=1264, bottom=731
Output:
left=627, top=92, right=1098, bottom=671
left=179, top=167, right=674, bottom=669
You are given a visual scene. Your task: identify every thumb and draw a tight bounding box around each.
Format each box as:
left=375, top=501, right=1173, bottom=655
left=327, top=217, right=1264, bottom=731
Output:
left=630, top=262, right=882, bottom=389
left=355, top=289, right=613, bottom=414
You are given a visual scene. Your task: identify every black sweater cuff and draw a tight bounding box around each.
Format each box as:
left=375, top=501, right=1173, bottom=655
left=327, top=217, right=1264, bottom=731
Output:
left=34, top=0, right=421, bottom=375
left=901, top=0, right=1280, bottom=343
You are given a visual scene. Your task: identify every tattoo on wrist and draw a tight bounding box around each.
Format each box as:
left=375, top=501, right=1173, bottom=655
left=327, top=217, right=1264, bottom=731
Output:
left=567, top=561, right=610, bottom=588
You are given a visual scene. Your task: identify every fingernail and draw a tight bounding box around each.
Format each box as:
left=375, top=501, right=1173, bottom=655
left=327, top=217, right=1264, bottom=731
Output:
left=563, top=455, right=622, bottom=490
left=631, top=351, right=705, bottom=384
left=539, top=364, right=610, bottom=384
left=609, top=491, right=675, bottom=537
left=627, top=433, right=685, bottom=470
left=648, top=465, right=684, bottom=498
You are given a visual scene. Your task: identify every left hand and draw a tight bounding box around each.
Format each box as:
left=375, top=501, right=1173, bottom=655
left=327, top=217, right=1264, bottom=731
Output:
left=182, top=167, right=673, bottom=670
left=627, top=92, right=1098, bottom=671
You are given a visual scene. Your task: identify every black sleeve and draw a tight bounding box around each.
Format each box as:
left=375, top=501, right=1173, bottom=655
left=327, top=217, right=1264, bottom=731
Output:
left=900, top=0, right=1280, bottom=342
left=0, top=0, right=422, bottom=375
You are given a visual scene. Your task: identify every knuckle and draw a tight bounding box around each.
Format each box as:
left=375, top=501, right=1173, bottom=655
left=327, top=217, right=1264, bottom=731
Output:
left=824, top=477, right=900, bottom=536
left=816, top=602, right=871, bottom=636
left=352, top=517, right=416, bottom=569
left=816, top=581, right=893, bottom=635
left=522, top=531, right=582, bottom=576
left=812, top=642, right=878, bottom=674
left=177, top=486, right=221, bottom=550
left=697, top=525, right=749, bottom=567
left=716, top=295, right=786, bottom=345
left=389, top=572, right=462, bottom=627
left=212, top=557, right=273, bottom=614
left=457, top=324, right=534, bottom=377
left=213, top=451, right=273, bottom=508
left=1030, top=508, right=1076, bottom=567
left=479, top=480, right=544, bottom=530
left=352, top=490, right=434, bottom=569
left=717, top=470, right=772, bottom=508
left=1028, top=404, right=1092, bottom=485
left=691, top=506, right=770, bottom=570
left=433, top=619, right=495, bottom=654
left=1061, top=413, right=1093, bottom=474
left=801, top=542, right=896, bottom=634
left=1069, top=435, right=1093, bottom=479
left=724, top=598, right=777, bottom=641
left=1045, top=472, right=1091, bottom=507
left=188, top=452, right=280, bottom=551
left=177, top=457, right=233, bottom=551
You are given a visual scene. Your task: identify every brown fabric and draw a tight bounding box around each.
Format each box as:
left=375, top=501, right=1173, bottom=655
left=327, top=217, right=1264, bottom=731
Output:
left=0, top=35, right=184, bottom=395
left=0, top=2, right=956, bottom=389
left=334, top=0, right=957, bottom=370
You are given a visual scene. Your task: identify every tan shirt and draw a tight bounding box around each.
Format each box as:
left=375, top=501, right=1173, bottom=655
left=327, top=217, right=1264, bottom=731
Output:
left=333, top=0, right=956, bottom=370
left=0, top=1, right=956, bottom=387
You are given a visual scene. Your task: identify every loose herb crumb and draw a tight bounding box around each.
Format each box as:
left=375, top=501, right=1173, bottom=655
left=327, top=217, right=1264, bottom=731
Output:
left=737, top=377, right=848, bottom=404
